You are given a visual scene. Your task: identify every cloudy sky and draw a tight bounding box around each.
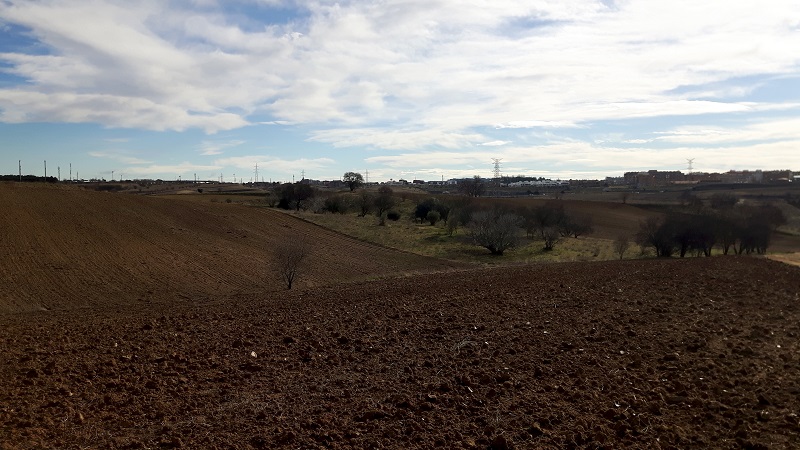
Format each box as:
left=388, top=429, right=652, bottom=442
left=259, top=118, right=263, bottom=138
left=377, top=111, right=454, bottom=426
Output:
left=1, top=0, right=799, bottom=182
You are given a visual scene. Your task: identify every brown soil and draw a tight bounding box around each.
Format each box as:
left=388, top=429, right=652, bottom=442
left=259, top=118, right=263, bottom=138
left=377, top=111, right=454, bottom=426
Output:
left=2, top=257, right=799, bottom=449
left=3, top=183, right=800, bottom=449
left=0, top=182, right=462, bottom=313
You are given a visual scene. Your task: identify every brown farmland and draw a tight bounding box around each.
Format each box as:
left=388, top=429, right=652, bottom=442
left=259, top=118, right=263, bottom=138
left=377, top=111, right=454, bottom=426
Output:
left=2, top=183, right=800, bottom=449
left=0, top=183, right=461, bottom=313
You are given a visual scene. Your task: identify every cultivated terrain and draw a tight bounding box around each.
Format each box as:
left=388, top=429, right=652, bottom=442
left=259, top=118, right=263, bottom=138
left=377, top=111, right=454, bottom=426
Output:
left=2, top=182, right=800, bottom=449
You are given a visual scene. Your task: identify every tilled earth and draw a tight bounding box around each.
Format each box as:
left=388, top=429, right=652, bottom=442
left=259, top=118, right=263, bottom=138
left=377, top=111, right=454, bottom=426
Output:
left=2, top=257, right=800, bottom=449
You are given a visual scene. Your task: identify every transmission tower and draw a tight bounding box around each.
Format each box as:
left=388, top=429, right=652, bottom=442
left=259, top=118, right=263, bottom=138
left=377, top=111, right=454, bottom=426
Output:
left=686, top=158, right=695, bottom=174
left=492, top=158, right=502, bottom=180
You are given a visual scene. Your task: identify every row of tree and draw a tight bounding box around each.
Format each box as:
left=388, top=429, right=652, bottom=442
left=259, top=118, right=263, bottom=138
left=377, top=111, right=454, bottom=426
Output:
left=463, top=203, right=594, bottom=255
left=635, top=204, right=786, bottom=257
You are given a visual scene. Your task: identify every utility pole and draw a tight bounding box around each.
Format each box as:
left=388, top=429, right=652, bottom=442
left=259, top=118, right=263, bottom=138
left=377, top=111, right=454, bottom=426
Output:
left=301, top=169, right=305, bottom=181
left=18, top=160, right=21, bottom=181
left=70, top=163, right=72, bottom=182
left=58, top=166, right=60, bottom=181
left=44, top=160, right=47, bottom=178
left=111, top=170, right=114, bottom=181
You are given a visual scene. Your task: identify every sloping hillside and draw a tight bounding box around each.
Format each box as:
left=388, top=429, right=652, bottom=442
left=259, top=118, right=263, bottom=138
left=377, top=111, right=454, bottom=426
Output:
left=0, top=183, right=462, bottom=313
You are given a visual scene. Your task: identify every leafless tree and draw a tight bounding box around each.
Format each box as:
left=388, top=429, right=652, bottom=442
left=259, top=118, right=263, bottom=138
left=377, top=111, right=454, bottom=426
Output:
left=273, top=237, right=310, bottom=290
left=541, top=227, right=561, bottom=251
left=356, top=191, right=374, bottom=217
left=613, top=235, right=630, bottom=260
left=373, top=185, right=396, bottom=217
left=469, top=210, right=522, bottom=255
left=458, top=175, right=486, bottom=197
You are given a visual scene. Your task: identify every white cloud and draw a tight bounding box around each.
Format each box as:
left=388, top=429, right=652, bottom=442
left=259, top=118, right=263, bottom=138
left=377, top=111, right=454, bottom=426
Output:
left=2, top=1, right=797, bottom=135
left=88, top=150, right=151, bottom=165
left=123, top=162, right=222, bottom=176
left=480, top=140, right=512, bottom=147
left=199, top=139, right=245, bottom=156
left=0, top=90, right=248, bottom=132
left=364, top=137, right=800, bottom=180
left=654, top=117, right=800, bottom=145
left=496, top=121, right=582, bottom=129
left=0, top=0, right=799, bottom=173
left=309, top=127, right=486, bottom=150
left=214, top=155, right=335, bottom=174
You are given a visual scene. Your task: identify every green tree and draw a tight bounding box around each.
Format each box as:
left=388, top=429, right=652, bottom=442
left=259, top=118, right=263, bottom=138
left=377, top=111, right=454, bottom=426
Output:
left=426, top=210, right=441, bottom=225
left=343, top=172, right=364, bottom=191
left=277, top=183, right=316, bottom=210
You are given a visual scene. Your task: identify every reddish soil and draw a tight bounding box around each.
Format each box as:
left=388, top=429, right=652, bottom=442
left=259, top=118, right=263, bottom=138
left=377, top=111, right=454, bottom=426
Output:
left=3, top=257, right=800, bottom=449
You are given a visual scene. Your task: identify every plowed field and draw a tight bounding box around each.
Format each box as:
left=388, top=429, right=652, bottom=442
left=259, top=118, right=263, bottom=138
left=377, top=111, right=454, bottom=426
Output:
left=2, top=256, right=800, bottom=449
left=0, top=183, right=461, bottom=313
left=2, top=183, right=800, bottom=449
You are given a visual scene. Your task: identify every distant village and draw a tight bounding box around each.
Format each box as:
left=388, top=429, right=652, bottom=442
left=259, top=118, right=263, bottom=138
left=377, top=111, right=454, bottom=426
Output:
left=296, top=168, right=798, bottom=190
left=4, top=168, right=798, bottom=190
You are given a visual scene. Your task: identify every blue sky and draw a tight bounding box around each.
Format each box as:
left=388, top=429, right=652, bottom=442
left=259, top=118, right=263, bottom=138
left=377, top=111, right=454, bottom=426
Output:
left=1, top=0, right=799, bottom=182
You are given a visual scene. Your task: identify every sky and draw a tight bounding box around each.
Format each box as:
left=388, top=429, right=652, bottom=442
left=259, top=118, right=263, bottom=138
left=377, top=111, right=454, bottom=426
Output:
left=0, top=0, right=799, bottom=183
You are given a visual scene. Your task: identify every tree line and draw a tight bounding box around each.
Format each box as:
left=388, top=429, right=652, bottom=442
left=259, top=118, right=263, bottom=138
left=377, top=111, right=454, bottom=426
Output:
left=635, top=200, right=786, bottom=257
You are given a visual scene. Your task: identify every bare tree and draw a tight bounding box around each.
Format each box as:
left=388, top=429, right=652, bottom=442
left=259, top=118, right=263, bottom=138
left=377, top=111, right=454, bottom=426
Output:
left=469, top=210, right=523, bottom=255
left=458, top=175, right=486, bottom=197
left=356, top=191, right=374, bottom=217
left=541, top=227, right=561, bottom=251
left=373, top=185, right=396, bottom=217
left=274, top=237, right=310, bottom=289
left=613, top=234, right=630, bottom=260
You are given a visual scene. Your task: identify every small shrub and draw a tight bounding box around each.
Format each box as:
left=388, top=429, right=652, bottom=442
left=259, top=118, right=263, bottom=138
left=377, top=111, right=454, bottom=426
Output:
left=446, top=218, right=458, bottom=236
left=387, top=211, right=401, bottom=221
left=414, top=198, right=450, bottom=223
left=323, top=195, right=347, bottom=214
left=309, top=196, right=327, bottom=214
left=225, top=198, right=232, bottom=204
left=426, top=210, right=441, bottom=225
